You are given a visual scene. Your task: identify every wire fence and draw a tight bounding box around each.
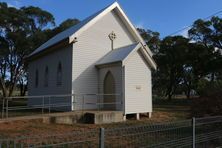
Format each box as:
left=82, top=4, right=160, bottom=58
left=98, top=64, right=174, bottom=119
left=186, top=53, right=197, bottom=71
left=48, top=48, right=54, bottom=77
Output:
left=0, top=94, right=122, bottom=119
left=0, top=116, right=221, bottom=148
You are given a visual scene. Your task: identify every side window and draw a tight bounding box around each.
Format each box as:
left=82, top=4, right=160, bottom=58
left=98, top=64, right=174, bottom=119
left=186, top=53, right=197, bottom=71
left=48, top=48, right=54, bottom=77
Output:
left=56, top=62, right=62, bottom=86
left=35, top=69, right=39, bottom=88
left=44, top=66, right=49, bottom=87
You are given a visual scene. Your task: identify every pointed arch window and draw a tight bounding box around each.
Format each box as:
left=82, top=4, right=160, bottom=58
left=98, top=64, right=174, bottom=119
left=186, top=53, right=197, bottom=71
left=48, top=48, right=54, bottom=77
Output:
left=44, top=66, right=49, bottom=87
left=103, top=71, right=116, bottom=110
left=35, top=69, right=39, bottom=88
left=57, top=62, right=62, bottom=86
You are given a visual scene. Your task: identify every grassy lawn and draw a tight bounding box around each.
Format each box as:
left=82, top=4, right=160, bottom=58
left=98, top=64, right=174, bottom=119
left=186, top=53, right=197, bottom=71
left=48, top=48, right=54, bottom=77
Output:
left=0, top=97, right=191, bottom=138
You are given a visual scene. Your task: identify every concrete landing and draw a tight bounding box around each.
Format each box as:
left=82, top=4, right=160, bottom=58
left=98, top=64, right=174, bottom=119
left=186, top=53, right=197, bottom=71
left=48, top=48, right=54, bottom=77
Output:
left=44, top=111, right=123, bottom=124
left=0, top=111, right=124, bottom=124
left=84, top=111, right=123, bottom=124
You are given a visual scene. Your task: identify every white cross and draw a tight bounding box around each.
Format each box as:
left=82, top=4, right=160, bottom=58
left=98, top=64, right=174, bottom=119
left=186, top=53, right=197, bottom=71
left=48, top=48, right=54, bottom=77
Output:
left=109, top=31, right=117, bottom=50
left=109, top=31, right=117, bottom=41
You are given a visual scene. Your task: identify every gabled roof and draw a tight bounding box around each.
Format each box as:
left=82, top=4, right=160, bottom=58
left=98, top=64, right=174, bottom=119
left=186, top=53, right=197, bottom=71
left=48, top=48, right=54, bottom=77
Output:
left=28, top=2, right=157, bottom=69
left=29, top=5, right=108, bottom=57
left=96, top=43, right=157, bottom=69
left=96, top=43, right=141, bottom=66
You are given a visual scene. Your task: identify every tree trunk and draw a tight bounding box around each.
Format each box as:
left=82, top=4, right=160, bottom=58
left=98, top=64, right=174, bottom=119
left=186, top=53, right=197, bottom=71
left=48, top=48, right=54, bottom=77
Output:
left=166, top=86, right=173, bottom=101
left=0, top=77, right=8, bottom=97
left=19, top=82, right=27, bottom=96
left=167, top=94, right=173, bottom=101
left=186, top=90, right=191, bottom=99
left=185, top=82, right=191, bottom=99
left=210, top=73, right=215, bottom=82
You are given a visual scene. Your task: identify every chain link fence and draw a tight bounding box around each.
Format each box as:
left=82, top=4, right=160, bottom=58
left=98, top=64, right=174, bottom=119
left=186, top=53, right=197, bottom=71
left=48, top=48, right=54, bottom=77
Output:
left=0, top=116, right=221, bottom=148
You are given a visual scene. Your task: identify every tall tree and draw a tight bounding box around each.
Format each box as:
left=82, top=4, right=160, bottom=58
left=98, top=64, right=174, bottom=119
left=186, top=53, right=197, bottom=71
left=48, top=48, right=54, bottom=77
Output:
left=45, top=18, right=80, bottom=39
left=188, top=16, right=222, bottom=82
left=182, top=43, right=213, bottom=98
left=0, top=3, right=55, bottom=97
left=154, top=36, right=189, bottom=100
left=137, top=28, right=161, bottom=54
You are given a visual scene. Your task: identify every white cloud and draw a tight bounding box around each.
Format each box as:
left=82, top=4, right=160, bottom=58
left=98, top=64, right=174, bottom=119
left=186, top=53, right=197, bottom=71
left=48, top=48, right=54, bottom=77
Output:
left=7, top=0, right=22, bottom=8
left=135, top=22, right=145, bottom=29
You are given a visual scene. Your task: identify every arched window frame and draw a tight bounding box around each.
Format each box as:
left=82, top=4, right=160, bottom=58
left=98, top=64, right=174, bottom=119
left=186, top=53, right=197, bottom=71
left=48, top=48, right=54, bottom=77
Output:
left=44, top=66, right=49, bottom=87
left=56, top=62, right=62, bottom=86
left=103, top=70, right=116, bottom=110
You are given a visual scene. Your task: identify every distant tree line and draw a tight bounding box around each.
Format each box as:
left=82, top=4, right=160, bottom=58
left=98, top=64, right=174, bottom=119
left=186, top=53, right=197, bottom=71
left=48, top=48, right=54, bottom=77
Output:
left=137, top=16, right=222, bottom=100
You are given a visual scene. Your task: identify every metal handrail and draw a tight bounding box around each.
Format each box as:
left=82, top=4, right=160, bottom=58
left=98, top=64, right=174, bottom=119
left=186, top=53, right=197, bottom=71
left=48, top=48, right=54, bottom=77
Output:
left=1, top=93, right=123, bottom=119
left=4, top=93, right=121, bottom=99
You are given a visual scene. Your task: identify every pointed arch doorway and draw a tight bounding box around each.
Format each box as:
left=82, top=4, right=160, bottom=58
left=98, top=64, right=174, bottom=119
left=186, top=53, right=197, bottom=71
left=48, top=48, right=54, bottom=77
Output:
left=103, top=71, right=116, bottom=110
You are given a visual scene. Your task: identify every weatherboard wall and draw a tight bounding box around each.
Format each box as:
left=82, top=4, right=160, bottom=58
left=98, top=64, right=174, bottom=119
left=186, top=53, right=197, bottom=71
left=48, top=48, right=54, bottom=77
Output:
left=28, top=45, right=73, bottom=110
left=124, top=50, right=152, bottom=114
left=72, top=10, right=135, bottom=110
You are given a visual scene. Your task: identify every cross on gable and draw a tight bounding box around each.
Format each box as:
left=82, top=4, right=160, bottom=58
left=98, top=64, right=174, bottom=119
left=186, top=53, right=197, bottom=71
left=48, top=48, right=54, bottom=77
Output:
left=109, top=31, right=117, bottom=41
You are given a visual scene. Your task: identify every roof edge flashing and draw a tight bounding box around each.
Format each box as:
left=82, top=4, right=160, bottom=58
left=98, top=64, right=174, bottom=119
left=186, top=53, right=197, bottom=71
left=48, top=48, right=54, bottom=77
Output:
left=69, top=2, right=119, bottom=43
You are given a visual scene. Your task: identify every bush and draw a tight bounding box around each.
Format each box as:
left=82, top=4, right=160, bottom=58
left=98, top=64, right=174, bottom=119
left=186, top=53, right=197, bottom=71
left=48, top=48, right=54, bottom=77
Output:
left=191, top=81, right=222, bottom=117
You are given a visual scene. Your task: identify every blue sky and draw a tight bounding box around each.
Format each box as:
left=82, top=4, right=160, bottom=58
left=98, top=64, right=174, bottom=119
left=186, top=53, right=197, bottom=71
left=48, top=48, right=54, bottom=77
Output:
left=1, top=0, right=222, bottom=38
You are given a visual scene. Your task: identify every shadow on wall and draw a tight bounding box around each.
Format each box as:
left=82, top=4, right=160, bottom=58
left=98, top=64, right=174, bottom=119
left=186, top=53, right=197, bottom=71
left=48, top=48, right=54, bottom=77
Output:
left=72, top=62, right=122, bottom=111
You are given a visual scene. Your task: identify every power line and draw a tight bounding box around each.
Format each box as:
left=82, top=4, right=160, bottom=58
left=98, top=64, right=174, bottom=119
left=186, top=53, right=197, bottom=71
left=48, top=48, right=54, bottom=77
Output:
left=166, top=9, right=222, bottom=37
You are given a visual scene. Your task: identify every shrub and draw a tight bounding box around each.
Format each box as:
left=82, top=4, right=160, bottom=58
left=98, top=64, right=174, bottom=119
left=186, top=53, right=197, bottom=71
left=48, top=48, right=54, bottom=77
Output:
left=191, top=81, right=222, bottom=117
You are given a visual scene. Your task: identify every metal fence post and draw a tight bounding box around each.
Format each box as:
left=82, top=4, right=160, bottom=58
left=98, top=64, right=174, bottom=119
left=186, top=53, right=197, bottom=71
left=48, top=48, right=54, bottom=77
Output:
left=82, top=95, right=84, bottom=111
left=98, top=95, right=101, bottom=111
left=99, top=128, right=105, bottom=148
left=14, top=140, right=16, bottom=148
left=48, top=96, right=51, bottom=114
left=72, top=94, right=75, bottom=111
left=6, top=99, right=8, bottom=119
left=192, top=117, right=196, bottom=148
left=97, top=94, right=100, bottom=111
left=2, top=98, right=5, bottom=119
left=42, top=96, right=44, bottom=114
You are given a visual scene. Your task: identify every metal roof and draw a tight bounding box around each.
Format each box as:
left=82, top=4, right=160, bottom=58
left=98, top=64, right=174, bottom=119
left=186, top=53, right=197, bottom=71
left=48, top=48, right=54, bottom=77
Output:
left=96, top=43, right=141, bottom=66
left=29, top=5, right=108, bottom=57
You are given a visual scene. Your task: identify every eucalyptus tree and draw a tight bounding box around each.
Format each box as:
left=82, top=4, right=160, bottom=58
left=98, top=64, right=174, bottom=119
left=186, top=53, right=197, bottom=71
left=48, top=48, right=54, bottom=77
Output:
left=188, top=16, right=222, bottom=82
left=137, top=28, right=161, bottom=54
left=154, top=36, right=189, bottom=100
left=0, top=2, right=55, bottom=97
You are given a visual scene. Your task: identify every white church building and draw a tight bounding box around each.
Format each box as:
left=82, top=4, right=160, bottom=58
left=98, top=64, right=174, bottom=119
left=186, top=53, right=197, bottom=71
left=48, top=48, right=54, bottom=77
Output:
left=27, top=2, right=157, bottom=118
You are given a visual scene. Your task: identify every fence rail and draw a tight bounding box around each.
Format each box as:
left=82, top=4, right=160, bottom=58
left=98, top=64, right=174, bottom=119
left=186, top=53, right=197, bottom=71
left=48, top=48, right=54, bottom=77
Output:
left=0, top=116, right=221, bottom=147
left=1, top=94, right=122, bottom=119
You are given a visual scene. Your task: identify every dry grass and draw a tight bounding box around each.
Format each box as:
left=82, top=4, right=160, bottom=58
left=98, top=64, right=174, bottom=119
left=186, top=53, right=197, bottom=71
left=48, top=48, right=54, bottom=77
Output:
left=0, top=98, right=191, bottom=138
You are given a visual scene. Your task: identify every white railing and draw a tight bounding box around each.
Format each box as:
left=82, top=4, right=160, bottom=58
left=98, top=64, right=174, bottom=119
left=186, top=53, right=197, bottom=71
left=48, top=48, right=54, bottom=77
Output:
left=1, top=94, right=122, bottom=119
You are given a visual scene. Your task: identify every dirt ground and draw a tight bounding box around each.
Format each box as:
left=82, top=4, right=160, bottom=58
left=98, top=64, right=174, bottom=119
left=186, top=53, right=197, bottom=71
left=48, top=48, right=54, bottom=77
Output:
left=0, top=98, right=191, bottom=138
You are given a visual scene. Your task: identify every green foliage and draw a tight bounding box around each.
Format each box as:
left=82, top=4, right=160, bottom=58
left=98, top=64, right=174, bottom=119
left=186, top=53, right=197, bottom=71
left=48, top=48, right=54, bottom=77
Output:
left=139, top=16, right=222, bottom=100
left=189, top=16, right=222, bottom=49
left=197, top=80, right=222, bottom=97
left=153, top=36, right=189, bottom=100
left=0, top=2, right=79, bottom=97
left=46, top=18, right=80, bottom=39
left=191, top=81, right=222, bottom=117
left=137, top=28, right=161, bottom=54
